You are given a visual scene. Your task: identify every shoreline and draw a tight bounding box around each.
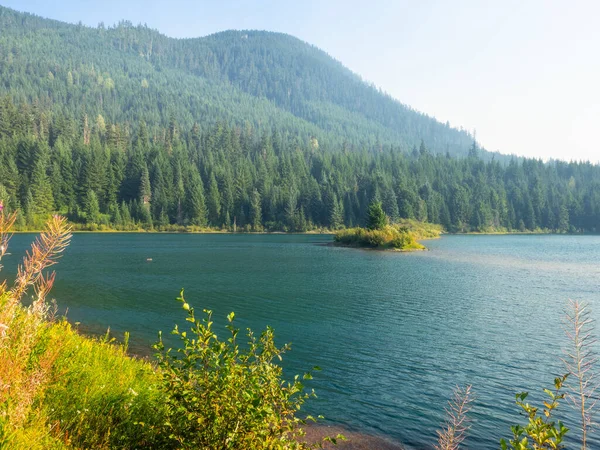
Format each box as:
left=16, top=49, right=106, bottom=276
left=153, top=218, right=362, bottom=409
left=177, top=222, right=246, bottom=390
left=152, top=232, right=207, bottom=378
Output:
left=10, top=228, right=592, bottom=237
left=303, top=424, right=405, bottom=449
left=329, top=241, right=428, bottom=252
left=11, top=229, right=337, bottom=235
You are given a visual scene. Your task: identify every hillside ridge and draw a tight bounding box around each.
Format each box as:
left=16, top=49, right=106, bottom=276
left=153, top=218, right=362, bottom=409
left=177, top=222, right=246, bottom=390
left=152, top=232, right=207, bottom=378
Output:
left=0, top=4, right=484, bottom=157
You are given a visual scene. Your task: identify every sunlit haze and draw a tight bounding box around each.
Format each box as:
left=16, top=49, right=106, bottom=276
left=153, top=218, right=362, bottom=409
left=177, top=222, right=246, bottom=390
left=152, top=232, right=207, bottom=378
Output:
left=3, top=0, right=599, bottom=162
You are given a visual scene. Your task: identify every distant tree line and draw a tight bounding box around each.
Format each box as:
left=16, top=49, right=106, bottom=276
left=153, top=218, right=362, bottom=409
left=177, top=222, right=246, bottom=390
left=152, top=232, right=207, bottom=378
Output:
left=0, top=97, right=598, bottom=233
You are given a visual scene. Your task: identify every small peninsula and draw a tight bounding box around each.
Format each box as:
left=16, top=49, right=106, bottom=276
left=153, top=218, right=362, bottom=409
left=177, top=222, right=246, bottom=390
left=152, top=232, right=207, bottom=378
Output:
left=334, top=202, right=442, bottom=251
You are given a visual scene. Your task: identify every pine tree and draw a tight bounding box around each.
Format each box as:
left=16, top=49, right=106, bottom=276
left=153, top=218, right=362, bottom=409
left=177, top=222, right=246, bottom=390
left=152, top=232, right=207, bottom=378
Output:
left=558, top=203, right=569, bottom=232
left=96, top=114, right=106, bottom=137
left=24, top=189, right=35, bottom=226
left=330, top=196, right=344, bottom=230
left=382, top=188, right=399, bottom=223
left=188, top=179, right=208, bottom=227
left=0, top=184, right=9, bottom=212
left=110, top=202, right=122, bottom=227
left=366, top=201, right=387, bottom=230
left=285, top=192, right=298, bottom=231
left=220, top=171, right=235, bottom=225
left=137, top=199, right=153, bottom=229
left=250, top=189, right=262, bottom=231
left=207, top=172, right=221, bottom=226
left=139, top=164, right=152, bottom=206
left=158, top=209, right=169, bottom=228
left=121, top=201, right=132, bottom=228
left=85, top=189, right=100, bottom=224
left=30, top=159, right=54, bottom=218
left=174, top=162, right=185, bottom=225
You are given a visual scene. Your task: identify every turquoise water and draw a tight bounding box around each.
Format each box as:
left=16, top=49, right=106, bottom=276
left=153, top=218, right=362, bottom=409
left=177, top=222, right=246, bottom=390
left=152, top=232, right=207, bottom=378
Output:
left=5, top=233, right=600, bottom=448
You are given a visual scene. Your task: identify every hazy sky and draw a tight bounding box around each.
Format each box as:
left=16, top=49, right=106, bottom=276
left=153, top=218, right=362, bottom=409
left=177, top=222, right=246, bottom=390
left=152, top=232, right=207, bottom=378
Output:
left=3, top=0, right=599, bottom=161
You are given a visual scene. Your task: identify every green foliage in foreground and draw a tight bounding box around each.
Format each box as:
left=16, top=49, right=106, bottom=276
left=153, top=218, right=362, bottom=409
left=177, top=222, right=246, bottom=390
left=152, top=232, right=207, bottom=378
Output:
left=501, top=375, right=569, bottom=450
left=1, top=296, right=329, bottom=449
left=153, top=290, right=321, bottom=449
left=334, top=224, right=427, bottom=251
left=36, top=322, right=163, bottom=449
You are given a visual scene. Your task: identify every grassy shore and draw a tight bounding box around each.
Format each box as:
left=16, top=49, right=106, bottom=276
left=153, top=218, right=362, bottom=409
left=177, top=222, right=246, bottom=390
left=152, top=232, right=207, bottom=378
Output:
left=10, top=219, right=578, bottom=237
left=11, top=223, right=337, bottom=235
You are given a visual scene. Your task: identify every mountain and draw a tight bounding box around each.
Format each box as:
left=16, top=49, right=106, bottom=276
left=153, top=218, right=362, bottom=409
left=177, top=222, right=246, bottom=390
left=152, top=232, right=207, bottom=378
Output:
left=0, top=5, right=479, bottom=157
left=3, top=5, right=597, bottom=236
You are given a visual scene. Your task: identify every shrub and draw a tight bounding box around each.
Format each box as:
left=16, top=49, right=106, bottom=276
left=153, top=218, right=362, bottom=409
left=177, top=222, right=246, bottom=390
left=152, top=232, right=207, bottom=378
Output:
left=152, top=290, right=323, bottom=449
left=500, top=376, right=569, bottom=450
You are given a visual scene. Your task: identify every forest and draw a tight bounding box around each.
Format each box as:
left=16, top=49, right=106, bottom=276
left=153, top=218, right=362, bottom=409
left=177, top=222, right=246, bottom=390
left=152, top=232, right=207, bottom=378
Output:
left=0, top=5, right=484, bottom=157
left=0, top=5, right=598, bottom=233
left=0, top=96, right=598, bottom=233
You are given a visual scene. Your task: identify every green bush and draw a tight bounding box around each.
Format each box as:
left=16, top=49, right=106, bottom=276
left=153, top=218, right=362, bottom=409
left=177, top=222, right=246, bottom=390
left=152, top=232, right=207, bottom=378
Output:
left=152, top=290, right=323, bottom=449
left=500, top=376, right=569, bottom=450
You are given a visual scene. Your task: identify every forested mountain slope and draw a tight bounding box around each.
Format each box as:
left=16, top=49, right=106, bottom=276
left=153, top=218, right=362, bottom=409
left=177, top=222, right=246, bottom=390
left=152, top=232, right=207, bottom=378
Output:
left=1, top=6, right=598, bottom=234
left=0, top=5, right=481, bottom=156
left=0, top=97, right=598, bottom=233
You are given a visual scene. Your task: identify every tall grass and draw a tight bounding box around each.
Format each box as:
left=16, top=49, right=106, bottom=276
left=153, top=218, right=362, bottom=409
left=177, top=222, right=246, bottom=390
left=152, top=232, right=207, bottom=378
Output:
left=563, top=300, right=599, bottom=449
left=0, top=213, right=72, bottom=449
left=435, top=385, right=473, bottom=450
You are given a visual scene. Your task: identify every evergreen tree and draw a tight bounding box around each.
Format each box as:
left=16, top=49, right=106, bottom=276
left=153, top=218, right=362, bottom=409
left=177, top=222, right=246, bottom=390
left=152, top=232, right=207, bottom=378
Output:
left=30, top=159, right=55, bottom=218
left=0, top=93, right=596, bottom=234
left=250, top=189, right=262, bottom=231
left=330, top=197, right=344, bottom=230
left=139, top=164, right=152, bottom=206
left=188, top=178, right=208, bottom=227
left=24, top=189, right=35, bottom=226
left=382, top=188, right=399, bottom=223
left=84, top=189, right=100, bottom=224
left=121, top=201, right=132, bottom=228
left=207, top=172, right=221, bottom=226
left=0, top=184, right=9, bottom=212
left=138, top=199, right=153, bottom=229
left=174, top=162, right=185, bottom=225
left=366, top=201, right=387, bottom=230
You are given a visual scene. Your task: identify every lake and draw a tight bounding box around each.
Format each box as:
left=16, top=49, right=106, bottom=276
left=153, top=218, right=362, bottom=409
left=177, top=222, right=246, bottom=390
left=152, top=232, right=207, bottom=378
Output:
left=4, top=233, right=600, bottom=448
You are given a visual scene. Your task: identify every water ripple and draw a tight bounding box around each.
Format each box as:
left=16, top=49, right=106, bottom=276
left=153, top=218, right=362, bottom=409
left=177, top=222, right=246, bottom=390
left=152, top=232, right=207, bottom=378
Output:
left=3, top=233, right=600, bottom=448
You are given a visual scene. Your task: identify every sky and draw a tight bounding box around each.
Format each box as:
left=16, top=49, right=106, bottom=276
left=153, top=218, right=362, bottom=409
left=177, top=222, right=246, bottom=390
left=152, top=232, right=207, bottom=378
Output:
left=3, top=0, right=599, bottom=162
